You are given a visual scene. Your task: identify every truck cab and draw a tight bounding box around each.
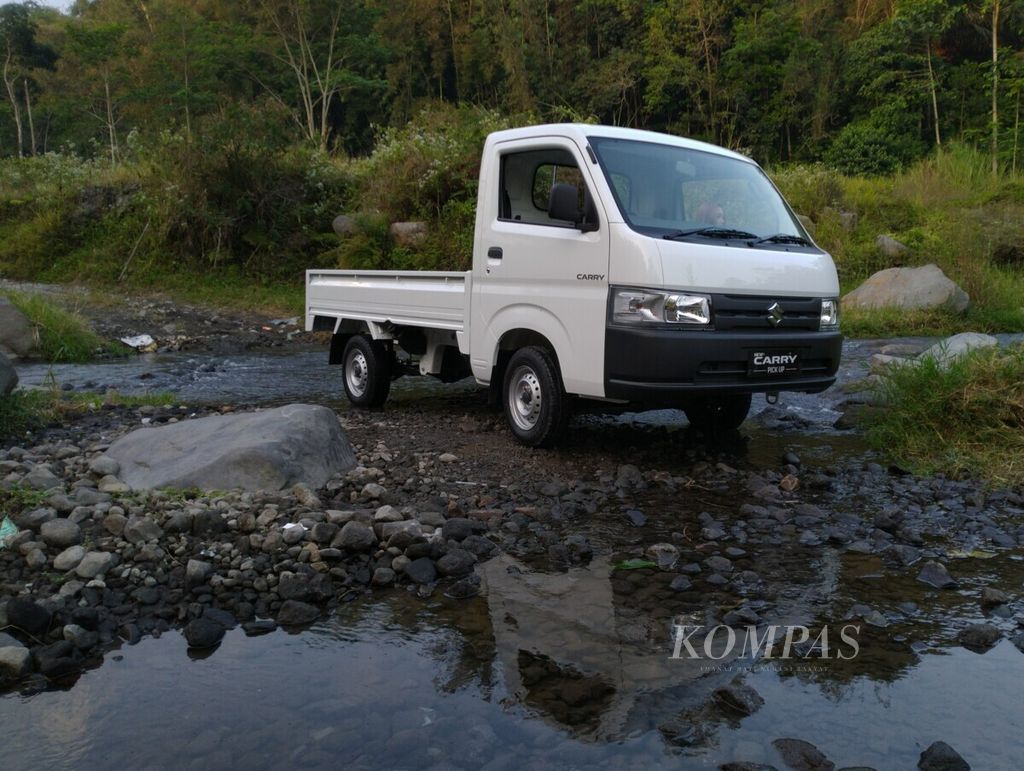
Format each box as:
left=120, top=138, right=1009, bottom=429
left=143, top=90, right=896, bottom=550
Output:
left=306, top=124, right=841, bottom=446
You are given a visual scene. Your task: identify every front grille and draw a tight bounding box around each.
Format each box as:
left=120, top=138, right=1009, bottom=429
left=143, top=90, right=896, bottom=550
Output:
left=695, top=357, right=833, bottom=384
left=712, top=294, right=821, bottom=332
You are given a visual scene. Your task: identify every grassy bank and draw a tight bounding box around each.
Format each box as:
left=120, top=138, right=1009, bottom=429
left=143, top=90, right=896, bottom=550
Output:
left=2, top=109, right=1023, bottom=335
left=772, top=145, right=1024, bottom=337
left=1, top=289, right=120, bottom=362
left=865, top=345, right=1024, bottom=485
left=0, top=389, right=176, bottom=442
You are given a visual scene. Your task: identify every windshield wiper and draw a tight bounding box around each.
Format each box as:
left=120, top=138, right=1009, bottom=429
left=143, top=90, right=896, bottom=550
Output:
left=748, top=233, right=813, bottom=246
left=663, top=227, right=758, bottom=241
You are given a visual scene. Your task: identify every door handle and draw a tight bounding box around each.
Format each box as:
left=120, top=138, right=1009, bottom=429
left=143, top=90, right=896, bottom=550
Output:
left=487, top=246, right=503, bottom=260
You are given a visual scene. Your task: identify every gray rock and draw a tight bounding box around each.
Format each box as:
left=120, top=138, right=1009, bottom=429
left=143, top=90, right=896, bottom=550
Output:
left=980, top=587, right=1009, bottom=607
left=310, top=522, right=338, bottom=544
left=5, top=598, right=50, bottom=635
left=105, top=404, right=356, bottom=491
left=40, top=518, right=82, bottom=548
left=918, top=741, right=970, bottom=771
left=88, top=454, right=121, bottom=477
left=123, top=516, right=163, bottom=544
left=713, top=681, right=764, bottom=716
left=0, top=646, right=32, bottom=679
left=63, top=624, right=98, bottom=650
left=0, top=297, right=36, bottom=357
left=875, top=234, right=910, bottom=257
left=75, top=550, right=116, bottom=579
left=372, top=567, right=396, bottom=586
left=361, top=482, right=386, bottom=500
left=186, top=559, right=214, bottom=588
left=0, top=351, right=17, bottom=395
left=281, top=523, right=306, bottom=545
left=24, top=548, right=46, bottom=570
left=442, top=517, right=475, bottom=542
left=436, top=549, right=476, bottom=577
left=771, top=738, right=835, bottom=771
left=53, top=545, right=86, bottom=572
left=389, top=221, right=428, bottom=247
left=184, top=618, right=226, bottom=649
left=24, top=465, right=62, bottom=491
left=669, top=575, right=693, bottom=592
left=332, top=214, right=358, bottom=236
left=373, top=504, right=404, bottom=523
left=917, top=561, right=958, bottom=589
left=843, top=264, right=969, bottom=313
left=404, top=557, right=437, bottom=584
left=277, top=600, right=320, bottom=626
left=103, top=511, right=127, bottom=536
left=12, top=506, right=56, bottom=531
left=917, top=333, right=997, bottom=369
left=958, top=623, right=1001, bottom=652
left=336, top=521, right=377, bottom=551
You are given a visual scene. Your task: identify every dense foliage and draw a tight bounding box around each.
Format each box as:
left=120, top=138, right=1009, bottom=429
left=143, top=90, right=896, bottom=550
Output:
left=0, top=0, right=1022, bottom=313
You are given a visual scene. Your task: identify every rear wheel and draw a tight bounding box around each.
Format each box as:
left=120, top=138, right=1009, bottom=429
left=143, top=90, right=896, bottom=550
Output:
left=342, top=335, right=393, bottom=407
left=683, top=393, right=751, bottom=431
left=502, top=346, right=569, bottom=447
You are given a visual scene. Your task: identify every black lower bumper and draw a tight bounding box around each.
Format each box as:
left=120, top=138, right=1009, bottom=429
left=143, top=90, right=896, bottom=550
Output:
left=604, top=326, right=843, bottom=405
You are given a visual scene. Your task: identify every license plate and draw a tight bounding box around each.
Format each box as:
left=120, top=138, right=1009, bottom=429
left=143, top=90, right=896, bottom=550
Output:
left=749, top=350, right=800, bottom=376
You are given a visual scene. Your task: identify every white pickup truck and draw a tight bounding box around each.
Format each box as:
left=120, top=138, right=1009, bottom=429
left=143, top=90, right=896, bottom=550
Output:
left=306, top=124, right=841, bottom=446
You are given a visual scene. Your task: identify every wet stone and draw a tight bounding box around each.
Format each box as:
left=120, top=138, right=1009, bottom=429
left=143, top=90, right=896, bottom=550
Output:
left=5, top=598, right=51, bottom=636
left=979, top=587, right=1009, bottom=608
left=918, top=741, right=970, bottom=771
left=958, top=623, right=1002, bottom=652
left=713, top=681, right=764, bottom=716
left=771, top=738, right=835, bottom=771
left=183, top=618, right=226, bottom=649
left=404, top=557, right=437, bottom=585
left=669, top=576, right=693, bottom=592
left=277, top=600, right=320, bottom=627
left=916, top=561, right=958, bottom=589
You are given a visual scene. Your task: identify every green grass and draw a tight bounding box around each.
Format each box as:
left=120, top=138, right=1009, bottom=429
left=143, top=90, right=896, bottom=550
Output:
left=771, top=144, right=1024, bottom=338
left=1, top=289, right=119, bottom=362
left=865, top=344, right=1024, bottom=485
left=0, top=388, right=176, bottom=442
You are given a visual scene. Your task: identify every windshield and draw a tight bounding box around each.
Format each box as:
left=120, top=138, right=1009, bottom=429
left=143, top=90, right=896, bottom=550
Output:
left=588, top=136, right=809, bottom=245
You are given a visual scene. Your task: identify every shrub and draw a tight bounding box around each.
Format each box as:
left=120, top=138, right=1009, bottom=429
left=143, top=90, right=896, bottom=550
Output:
left=1, top=290, right=113, bottom=362
left=866, top=344, right=1024, bottom=484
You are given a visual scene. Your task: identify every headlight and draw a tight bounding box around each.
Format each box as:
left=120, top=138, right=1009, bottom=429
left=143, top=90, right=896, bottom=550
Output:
left=612, top=288, right=711, bottom=325
left=820, top=298, right=839, bottom=330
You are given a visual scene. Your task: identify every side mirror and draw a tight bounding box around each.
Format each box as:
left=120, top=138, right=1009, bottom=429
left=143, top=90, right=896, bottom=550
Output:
left=548, top=183, right=599, bottom=232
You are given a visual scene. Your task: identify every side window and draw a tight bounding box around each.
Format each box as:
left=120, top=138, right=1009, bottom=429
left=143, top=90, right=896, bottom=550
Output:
left=531, top=164, right=585, bottom=211
left=499, top=147, right=597, bottom=229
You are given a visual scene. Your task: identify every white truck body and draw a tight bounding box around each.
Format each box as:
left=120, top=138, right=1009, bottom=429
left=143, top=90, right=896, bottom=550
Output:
left=307, top=124, right=842, bottom=444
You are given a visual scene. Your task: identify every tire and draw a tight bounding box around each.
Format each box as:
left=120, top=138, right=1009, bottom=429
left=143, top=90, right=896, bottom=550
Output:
left=502, top=346, right=569, bottom=447
left=342, top=335, right=393, bottom=407
left=683, top=393, right=752, bottom=431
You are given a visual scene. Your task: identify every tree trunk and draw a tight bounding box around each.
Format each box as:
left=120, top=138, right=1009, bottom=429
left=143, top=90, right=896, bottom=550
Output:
left=2, top=50, right=24, bottom=158
left=926, top=39, right=940, bottom=148
left=991, top=0, right=1000, bottom=176
left=104, top=71, right=118, bottom=163
left=1013, top=86, right=1020, bottom=174
left=23, top=78, right=36, bottom=156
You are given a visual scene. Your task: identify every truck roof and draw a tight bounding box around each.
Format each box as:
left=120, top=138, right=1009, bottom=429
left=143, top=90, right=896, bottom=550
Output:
left=487, top=123, right=752, bottom=164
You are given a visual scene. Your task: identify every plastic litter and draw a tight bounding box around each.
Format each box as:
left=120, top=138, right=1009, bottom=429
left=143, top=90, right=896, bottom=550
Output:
left=0, top=517, right=17, bottom=549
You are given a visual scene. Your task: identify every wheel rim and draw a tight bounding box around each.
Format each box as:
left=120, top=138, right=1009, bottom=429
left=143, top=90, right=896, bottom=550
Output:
left=345, top=349, right=369, bottom=398
left=507, top=364, right=543, bottom=431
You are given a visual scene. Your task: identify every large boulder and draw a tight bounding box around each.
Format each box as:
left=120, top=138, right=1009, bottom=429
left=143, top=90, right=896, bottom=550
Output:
left=918, top=332, right=998, bottom=367
left=843, top=264, right=969, bottom=313
left=0, top=297, right=36, bottom=358
left=0, top=351, right=17, bottom=396
left=105, top=404, right=355, bottom=492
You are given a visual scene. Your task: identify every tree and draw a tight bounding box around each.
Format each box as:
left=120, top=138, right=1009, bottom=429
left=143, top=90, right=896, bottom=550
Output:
left=254, top=0, right=385, bottom=152
left=0, top=2, right=56, bottom=156
left=65, top=21, right=129, bottom=162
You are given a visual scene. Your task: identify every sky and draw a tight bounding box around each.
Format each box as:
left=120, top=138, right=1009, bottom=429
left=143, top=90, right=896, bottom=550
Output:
left=36, top=0, right=74, bottom=11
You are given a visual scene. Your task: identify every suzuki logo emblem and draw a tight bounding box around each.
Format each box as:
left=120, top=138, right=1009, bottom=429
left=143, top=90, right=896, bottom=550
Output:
left=767, top=302, right=784, bottom=327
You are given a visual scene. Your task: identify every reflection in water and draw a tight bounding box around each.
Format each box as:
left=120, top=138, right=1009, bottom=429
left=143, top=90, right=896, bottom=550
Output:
left=3, top=551, right=1024, bottom=769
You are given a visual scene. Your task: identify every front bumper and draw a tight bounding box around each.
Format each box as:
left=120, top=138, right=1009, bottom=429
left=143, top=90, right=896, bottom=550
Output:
left=604, top=326, right=843, bottom=404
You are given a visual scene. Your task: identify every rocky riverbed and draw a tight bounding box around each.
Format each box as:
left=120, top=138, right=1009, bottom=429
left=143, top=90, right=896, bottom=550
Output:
left=3, top=284, right=1024, bottom=768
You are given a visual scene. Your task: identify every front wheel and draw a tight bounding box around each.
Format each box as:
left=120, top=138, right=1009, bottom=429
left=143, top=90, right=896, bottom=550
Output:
left=683, top=393, right=752, bottom=431
left=342, top=335, right=393, bottom=407
left=502, top=346, right=569, bottom=447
